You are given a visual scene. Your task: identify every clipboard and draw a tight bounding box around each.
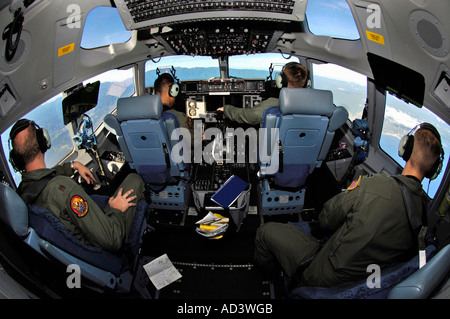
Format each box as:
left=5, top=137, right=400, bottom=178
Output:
left=211, top=175, right=249, bottom=208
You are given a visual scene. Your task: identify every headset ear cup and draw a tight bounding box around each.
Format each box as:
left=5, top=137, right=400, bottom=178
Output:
left=398, top=135, right=409, bottom=159
left=9, top=149, right=24, bottom=172
left=41, top=127, right=51, bottom=151
left=426, top=156, right=443, bottom=180
left=399, top=135, right=414, bottom=161
left=304, top=79, right=312, bottom=88
left=169, top=83, right=179, bottom=98
left=275, top=74, right=283, bottom=89
left=36, top=127, right=51, bottom=153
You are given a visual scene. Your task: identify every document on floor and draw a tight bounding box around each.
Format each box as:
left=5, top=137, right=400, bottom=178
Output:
left=143, top=254, right=182, bottom=290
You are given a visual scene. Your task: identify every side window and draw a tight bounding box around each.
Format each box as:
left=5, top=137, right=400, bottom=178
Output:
left=312, top=63, right=367, bottom=121
left=306, top=0, right=360, bottom=40
left=1, top=68, right=135, bottom=187
left=82, top=68, right=135, bottom=130
left=380, top=93, right=449, bottom=198
left=81, top=6, right=132, bottom=49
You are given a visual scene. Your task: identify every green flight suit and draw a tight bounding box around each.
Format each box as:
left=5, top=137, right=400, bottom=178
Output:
left=163, top=104, right=195, bottom=146
left=254, top=174, right=422, bottom=287
left=223, top=97, right=279, bottom=125
left=20, top=163, right=145, bottom=252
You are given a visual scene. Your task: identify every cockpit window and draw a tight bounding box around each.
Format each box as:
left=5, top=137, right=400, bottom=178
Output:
left=1, top=67, right=135, bottom=187
left=229, top=53, right=300, bottom=79
left=145, top=56, right=220, bottom=87
left=82, top=68, right=135, bottom=130
left=380, top=94, right=449, bottom=198
left=145, top=53, right=300, bottom=87
left=312, top=63, right=367, bottom=121
left=80, top=6, right=132, bottom=49
left=306, top=0, right=360, bottom=40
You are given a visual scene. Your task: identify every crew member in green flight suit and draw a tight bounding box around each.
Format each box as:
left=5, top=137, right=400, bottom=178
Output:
left=154, top=73, right=195, bottom=146
left=9, top=119, right=145, bottom=252
left=217, top=61, right=310, bottom=125
left=254, top=123, right=444, bottom=288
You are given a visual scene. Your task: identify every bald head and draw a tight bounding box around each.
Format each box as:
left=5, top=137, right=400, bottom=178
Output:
left=11, top=123, right=42, bottom=171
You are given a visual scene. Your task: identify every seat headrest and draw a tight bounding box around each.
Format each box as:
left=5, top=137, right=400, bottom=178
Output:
left=103, top=114, right=123, bottom=136
left=328, top=106, right=349, bottom=132
left=117, top=95, right=163, bottom=121
left=0, top=183, right=29, bottom=237
left=279, top=88, right=334, bottom=116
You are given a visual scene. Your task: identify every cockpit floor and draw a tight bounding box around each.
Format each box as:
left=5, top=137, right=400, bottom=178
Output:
left=136, top=164, right=340, bottom=299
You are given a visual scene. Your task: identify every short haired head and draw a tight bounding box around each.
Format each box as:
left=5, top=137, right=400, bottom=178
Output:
left=154, top=73, right=179, bottom=97
left=276, top=62, right=310, bottom=89
left=399, top=122, right=444, bottom=180
left=154, top=73, right=174, bottom=94
left=411, top=126, right=443, bottom=179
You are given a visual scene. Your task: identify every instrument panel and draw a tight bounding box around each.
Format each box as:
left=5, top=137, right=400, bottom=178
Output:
left=182, top=79, right=264, bottom=117
left=182, top=79, right=264, bottom=95
left=114, top=0, right=306, bottom=30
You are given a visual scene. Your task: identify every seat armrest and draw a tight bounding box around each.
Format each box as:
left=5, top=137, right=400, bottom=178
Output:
left=388, top=244, right=450, bottom=299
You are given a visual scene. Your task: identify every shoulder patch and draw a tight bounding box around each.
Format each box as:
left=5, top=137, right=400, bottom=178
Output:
left=347, top=175, right=361, bottom=191
left=71, top=195, right=89, bottom=218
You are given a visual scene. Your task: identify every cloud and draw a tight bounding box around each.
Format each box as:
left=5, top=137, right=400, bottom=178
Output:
left=84, top=69, right=133, bottom=84
left=385, top=105, right=420, bottom=129
left=313, top=63, right=366, bottom=86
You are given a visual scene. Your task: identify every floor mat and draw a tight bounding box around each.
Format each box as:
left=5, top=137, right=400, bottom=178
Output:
left=136, top=213, right=287, bottom=299
left=152, top=262, right=278, bottom=299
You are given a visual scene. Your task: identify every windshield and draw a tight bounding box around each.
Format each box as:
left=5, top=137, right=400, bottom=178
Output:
left=145, top=53, right=300, bottom=87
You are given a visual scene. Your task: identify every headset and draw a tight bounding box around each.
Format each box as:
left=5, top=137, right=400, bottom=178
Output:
left=8, top=119, right=51, bottom=172
left=398, top=122, right=444, bottom=180
left=168, top=81, right=179, bottom=98
left=155, top=72, right=179, bottom=98
left=275, top=61, right=311, bottom=89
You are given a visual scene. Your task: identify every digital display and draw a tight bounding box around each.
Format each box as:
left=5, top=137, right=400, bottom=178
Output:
left=185, top=82, right=198, bottom=92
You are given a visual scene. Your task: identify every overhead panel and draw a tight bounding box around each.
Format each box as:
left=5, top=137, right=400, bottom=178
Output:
left=53, top=15, right=83, bottom=88
left=113, top=0, right=308, bottom=30
left=352, top=1, right=391, bottom=59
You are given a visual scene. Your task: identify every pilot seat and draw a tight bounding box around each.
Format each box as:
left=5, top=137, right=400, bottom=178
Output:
left=284, top=221, right=450, bottom=299
left=258, top=88, right=348, bottom=215
left=0, top=182, right=148, bottom=293
left=104, top=95, right=191, bottom=214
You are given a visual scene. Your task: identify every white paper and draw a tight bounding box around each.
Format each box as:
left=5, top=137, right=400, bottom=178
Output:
left=143, top=254, right=182, bottom=290
left=195, top=211, right=220, bottom=225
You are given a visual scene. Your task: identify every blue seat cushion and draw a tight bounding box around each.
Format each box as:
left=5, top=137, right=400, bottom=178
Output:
left=139, top=164, right=171, bottom=185
left=287, top=222, right=437, bottom=299
left=28, top=195, right=147, bottom=276
left=288, top=245, right=436, bottom=299
left=274, top=164, right=310, bottom=188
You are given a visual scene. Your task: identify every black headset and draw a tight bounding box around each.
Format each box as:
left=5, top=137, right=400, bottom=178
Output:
left=275, top=61, right=311, bottom=89
left=9, top=119, right=51, bottom=172
left=398, top=122, right=444, bottom=180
